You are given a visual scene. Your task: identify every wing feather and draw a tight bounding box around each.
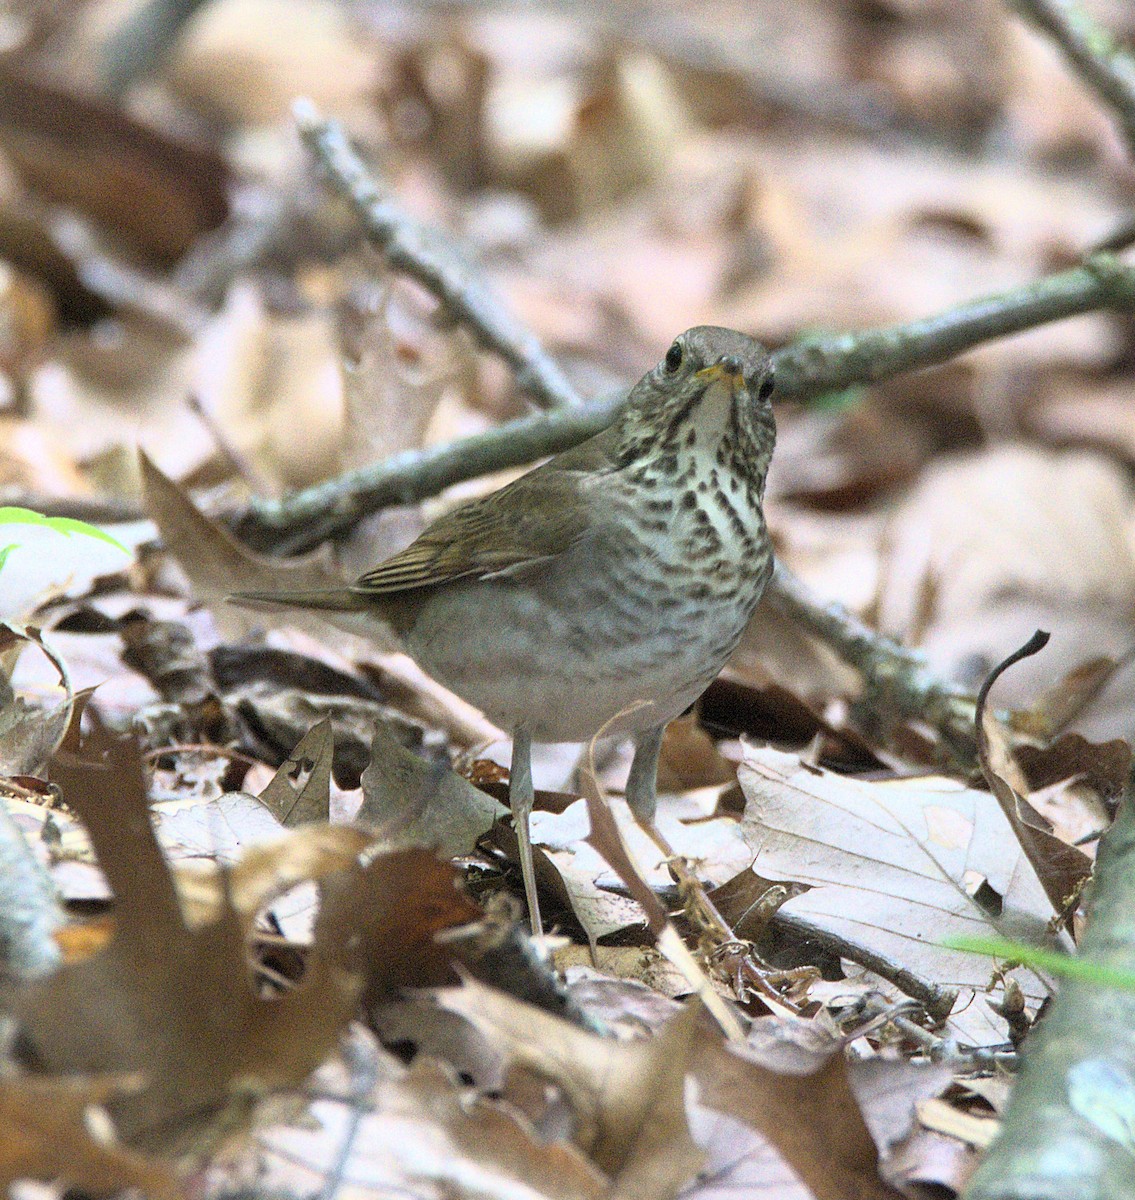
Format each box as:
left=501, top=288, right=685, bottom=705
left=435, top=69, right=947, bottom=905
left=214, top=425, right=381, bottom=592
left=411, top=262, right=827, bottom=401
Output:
left=352, top=455, right=605, bottom=597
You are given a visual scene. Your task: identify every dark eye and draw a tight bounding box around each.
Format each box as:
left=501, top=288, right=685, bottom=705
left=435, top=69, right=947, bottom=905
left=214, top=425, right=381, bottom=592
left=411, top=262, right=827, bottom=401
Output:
left=664, top=341, right=683, bottom=373
left=757, top=373, right=774, bottom=402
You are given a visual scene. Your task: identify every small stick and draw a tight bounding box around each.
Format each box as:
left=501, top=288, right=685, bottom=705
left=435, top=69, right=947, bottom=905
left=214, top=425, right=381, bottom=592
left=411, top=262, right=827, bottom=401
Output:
left=294, top=98, right=580, bottom=413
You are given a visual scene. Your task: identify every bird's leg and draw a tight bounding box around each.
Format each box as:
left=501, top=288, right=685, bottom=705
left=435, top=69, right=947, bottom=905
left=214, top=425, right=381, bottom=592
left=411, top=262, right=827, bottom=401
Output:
left=625, top=724, right=665, bottom=825
left=508, top=727, right=544, bottom=940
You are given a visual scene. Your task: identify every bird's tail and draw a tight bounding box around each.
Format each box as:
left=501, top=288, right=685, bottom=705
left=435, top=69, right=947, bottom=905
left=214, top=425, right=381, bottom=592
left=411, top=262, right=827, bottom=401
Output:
left=228, top=587, right=371, bottom=613
left=228, top=585, right=401, bottom=649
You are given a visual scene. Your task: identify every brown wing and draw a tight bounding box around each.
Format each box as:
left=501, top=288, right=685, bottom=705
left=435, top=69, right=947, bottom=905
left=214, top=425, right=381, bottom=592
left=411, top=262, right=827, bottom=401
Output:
left=352, top=441, right=615, bottom=596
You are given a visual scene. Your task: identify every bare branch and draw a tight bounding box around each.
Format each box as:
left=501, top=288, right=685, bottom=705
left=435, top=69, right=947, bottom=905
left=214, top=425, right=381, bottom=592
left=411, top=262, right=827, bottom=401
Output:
left=100, top=0, right=213, bottom=98
left=293, top=98, right=580, bottom=413
left=227, top=106, right=1135, bottom=770
left=1011, top=0, right=1135, bottom=156
left=237, top=252, right=1135, bottom=555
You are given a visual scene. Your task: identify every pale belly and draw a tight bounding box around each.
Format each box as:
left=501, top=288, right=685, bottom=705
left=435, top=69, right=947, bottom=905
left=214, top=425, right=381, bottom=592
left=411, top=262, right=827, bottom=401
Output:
left=403, top=560, right=766, bottom=742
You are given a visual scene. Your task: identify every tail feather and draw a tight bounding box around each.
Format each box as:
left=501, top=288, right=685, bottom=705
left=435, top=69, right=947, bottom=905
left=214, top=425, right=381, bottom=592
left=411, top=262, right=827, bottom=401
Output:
left=228, top=588, right=371, bottom=613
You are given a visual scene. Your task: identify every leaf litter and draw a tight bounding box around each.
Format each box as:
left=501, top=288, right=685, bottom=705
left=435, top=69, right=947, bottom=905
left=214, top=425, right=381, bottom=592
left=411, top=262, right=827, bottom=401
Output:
left=2, top=1, right=1135, bottom=1196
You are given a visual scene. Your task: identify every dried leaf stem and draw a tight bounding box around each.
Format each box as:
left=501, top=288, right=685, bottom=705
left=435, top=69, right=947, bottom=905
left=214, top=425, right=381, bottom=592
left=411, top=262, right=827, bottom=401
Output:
left=1011, top=0, right=1135, bottom=156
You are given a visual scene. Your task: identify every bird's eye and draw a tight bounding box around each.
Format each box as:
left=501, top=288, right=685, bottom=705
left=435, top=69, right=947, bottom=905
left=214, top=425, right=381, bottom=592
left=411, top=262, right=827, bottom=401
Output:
left=664, top=341, right=683, bottom=373
left=757, top=373, right=774, bottom=402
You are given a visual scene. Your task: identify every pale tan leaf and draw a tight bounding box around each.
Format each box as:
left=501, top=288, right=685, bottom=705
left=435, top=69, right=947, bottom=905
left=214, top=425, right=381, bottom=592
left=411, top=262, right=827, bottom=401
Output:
left=738, top=746, right=1062, bottom=1045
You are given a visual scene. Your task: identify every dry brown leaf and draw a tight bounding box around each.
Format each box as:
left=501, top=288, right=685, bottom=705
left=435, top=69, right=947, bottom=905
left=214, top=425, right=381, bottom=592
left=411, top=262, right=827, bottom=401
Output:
left=193, top=284, right=347, bottom=493
left=916, top=1097, right=1000, bottom=1150
left=358, top=716, right=507, bottom=856
left=0, top=66, right=228, bottom=265
left=168, top=0, right=382, bottom=124
left=0, top=205, right=107, bottom=325
left=874, top=446, right=1135, bottom=720
left=257, top=1029, right=608, bottom=1200
left=533, top=790, right=752, bottom=948
left=21, top=717, right=361, bottom=1151
left=657, top=710, right=736, bottom=790
left=978, top=705, right=1092, bottom=918
left=0, top=1072, right=180, bottom=1199
left=693, top=1017, right=906, bottom=1200
left=139, top=450, right=374, bottom=643
left=258, top=716, right=333, bottom=826
left=1015, top=730, right=1132, bottom=799
left=0, top=624, right=75, bottom=775
left=436, top=978, right=705, bottom=1200
left=172, top=822, right=374, bottom=931
left=318, top=846, right=482, bottom=1009
left=555, top=945, right=699, bottom=1000
left=878, top=446, right=1135, bottom=631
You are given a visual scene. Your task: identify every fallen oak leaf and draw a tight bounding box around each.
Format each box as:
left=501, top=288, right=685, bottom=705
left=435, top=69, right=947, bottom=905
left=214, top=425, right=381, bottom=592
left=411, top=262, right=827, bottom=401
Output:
left=317, top=846, right=483, bottom=1010
left=16, top=715, right=361, bottom=1154
left=435, top=976, right=705, bottom=1200
left=0, top=1072, right=180, bottom=1199
left=691, top=1016, right=908, bottom=1200
left=171, top=821, right=375, bottom=932
left=139, top=450, right=392, bottom=647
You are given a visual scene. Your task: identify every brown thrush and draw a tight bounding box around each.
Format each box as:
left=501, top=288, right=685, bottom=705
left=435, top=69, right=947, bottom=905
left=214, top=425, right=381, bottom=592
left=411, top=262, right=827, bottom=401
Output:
left=234, top=326, right=776, bottom=935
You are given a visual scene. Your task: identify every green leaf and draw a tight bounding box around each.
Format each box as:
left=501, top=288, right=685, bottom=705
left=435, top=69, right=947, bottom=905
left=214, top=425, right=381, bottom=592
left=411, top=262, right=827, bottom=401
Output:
left=944, top=932, right=1135, bottom=991
left=0, top=507, right=128, bottom=555
left=0, top=545, right=16, bottom=572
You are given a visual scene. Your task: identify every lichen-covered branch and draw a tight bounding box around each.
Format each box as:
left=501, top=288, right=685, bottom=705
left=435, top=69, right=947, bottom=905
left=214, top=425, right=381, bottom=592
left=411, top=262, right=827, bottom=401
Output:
left=1011, top=0, right=1135, bottom=157
left=965, top=786, right=1135, bottom=1200
left=293, top=99, right=579, bottom=413
left=0, top=800, right=61, bottom=979
left=234, top=387, right=627, bottom=556
left=229, top=107, right=1135, bottom=769
left=238, top=252, right=1135, bottom=555
left=764, top=562, right=980, bottom=769
left=772, top=253, right=1135, bottom=395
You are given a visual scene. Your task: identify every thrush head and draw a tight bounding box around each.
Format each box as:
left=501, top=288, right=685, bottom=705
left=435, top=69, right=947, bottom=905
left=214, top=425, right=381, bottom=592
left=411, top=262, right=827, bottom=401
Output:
left=610, top=325, right=775, bottom=490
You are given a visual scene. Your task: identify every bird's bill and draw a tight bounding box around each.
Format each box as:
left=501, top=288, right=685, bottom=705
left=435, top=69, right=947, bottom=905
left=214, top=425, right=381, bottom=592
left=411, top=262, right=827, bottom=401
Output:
left=695, top=360, right=743, bottom=389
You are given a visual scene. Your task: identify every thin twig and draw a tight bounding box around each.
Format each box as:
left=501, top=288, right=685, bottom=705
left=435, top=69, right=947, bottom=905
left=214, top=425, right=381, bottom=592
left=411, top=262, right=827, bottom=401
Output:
left=1011, top=0, right=1135, bottom=156
left=99, top=0, right=213, bottom=98
left=771, top=910, right=958, bottom=1019
left=293, top=98, right=580, bottom=413
left=765, top=561, right=980, bottom=770
left=234, top=388, right=627, bottom=555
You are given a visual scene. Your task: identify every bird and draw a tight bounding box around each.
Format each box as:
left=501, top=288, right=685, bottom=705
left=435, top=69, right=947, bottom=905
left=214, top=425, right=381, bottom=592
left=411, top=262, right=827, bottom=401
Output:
left=232, top=326, right=776, bottom=937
